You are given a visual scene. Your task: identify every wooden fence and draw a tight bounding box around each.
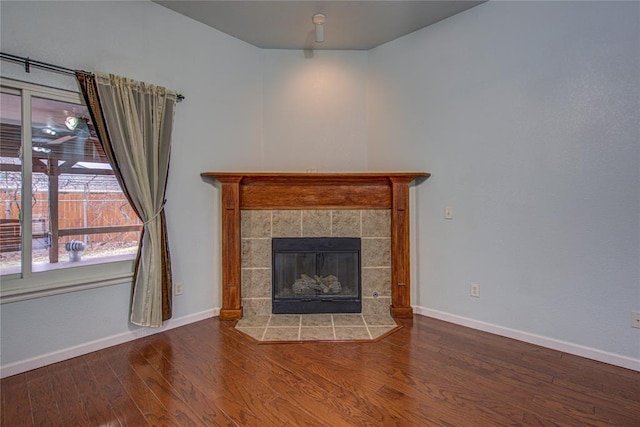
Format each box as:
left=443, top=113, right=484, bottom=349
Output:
left=0, top=191, right=140, bottom=245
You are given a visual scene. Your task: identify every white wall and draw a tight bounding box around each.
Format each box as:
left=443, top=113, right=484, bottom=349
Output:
left=368, top=1, right=640, bottom=360
left=0, top=0, right=263, bottom=368
left=261, top=50, right=368, bottom=171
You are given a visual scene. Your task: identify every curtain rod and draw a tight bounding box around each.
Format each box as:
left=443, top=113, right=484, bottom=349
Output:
left=0, top=52, right=185, bottom=102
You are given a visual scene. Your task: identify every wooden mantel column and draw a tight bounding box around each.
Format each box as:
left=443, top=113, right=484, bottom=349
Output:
left=390, top=177, right=414, bottom=318
left=201, top=172, right=429, bottom=321
left=218, top=176, right=243, bottom=320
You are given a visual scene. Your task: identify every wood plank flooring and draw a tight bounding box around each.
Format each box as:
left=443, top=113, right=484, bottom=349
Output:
left=2, top=315, right=639, bottom=426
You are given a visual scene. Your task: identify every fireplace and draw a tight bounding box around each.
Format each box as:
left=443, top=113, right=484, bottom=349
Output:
left=272, top=237, right=361, bottom=314
left=200, top=172, right=429, bottom=320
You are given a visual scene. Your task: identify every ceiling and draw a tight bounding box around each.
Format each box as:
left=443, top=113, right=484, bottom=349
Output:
left=154, top=1, right=485, bottom=50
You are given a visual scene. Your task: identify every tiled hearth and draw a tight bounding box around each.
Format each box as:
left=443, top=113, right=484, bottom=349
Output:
left=236, top=313, right=399, bottom=342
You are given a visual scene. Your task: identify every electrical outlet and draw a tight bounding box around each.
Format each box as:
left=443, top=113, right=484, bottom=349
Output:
left=175, top=282, right=184, bottom=296
left=445, top=206, right=454, bottom=220
left=632, top=311, right=640, bottom=329
left=471, top=283, right=480, bottom=298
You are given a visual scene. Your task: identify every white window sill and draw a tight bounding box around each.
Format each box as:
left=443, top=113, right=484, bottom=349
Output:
left=1, top=254, right=136, bottom=304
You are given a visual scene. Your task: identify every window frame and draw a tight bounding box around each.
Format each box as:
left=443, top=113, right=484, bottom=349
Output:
left=0, top=78, right=135, bottom=303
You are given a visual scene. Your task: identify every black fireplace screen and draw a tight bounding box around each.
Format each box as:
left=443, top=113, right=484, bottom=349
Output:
left=272, top=237, right=361, bottom=314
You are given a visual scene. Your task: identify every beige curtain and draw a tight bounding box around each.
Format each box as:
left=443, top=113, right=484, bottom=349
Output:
left=77, top=72, right=176, bottom=327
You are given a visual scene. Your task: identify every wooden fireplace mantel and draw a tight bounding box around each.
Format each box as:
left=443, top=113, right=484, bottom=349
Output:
left=201, top=172, right=430, bottom=320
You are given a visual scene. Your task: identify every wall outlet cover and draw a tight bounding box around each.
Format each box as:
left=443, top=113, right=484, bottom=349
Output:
left=175, top=282, right=184, bottom=296
left=632, top=311, right=640, bottom=329
left=471, top=283, right=480, bottom=298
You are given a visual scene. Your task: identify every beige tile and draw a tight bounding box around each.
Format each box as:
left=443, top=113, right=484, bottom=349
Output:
left=302, top=210, right=331, bottom=237
left=334, top=327, right=371, bottom=340
left=241, top=268, right=271, bottom=298
left=362, top=210, right=391, bottom=237
left=272, top=210, right=302, bottom=237
left=300, top=314, right=333, bottom=327
left=361, top=238, right=391, bottom=267
left=368, top=326, right=399, bottom=339
left=242, top=298, right=271, bottom=316
left=362, top=267, right=391, bottom=297
left=241, top=238, right=271, bottom=268
left=331, top=210, right=361, bottom=237
left=332, top=314, right=365, bottom=326
left=235, top=313, right=399, bottom=342
left=362, top=296, right=392, bottom=316
left=263, top=327, right=300, bottom=341
left=241, top=210, right=271, bottom=238
left=269, top=314, right=301, bottom=327
left=300, top=327, right=335, bottom=341
left=363, top=313, right=398, bottom=327
left=236, top=314, right=271, bottom=328
left=236, top=327, right=266, bottom=341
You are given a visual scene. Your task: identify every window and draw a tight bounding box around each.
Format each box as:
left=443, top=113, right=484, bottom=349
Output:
left=0, top=78, right=139, bottom=301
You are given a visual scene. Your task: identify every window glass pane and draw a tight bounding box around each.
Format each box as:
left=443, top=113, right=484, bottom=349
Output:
left=0, top=91, right=22, bottom=275
left=29, top=96, right=139, bottom=270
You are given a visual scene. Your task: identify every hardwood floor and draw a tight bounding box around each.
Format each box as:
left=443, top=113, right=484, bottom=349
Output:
left=2, top=315, right=639, bottom=426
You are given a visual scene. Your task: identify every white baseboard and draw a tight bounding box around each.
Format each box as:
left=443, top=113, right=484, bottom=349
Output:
left=414, top=306, right=640, bottom=372
left=0, top=308, right=220, bottom=379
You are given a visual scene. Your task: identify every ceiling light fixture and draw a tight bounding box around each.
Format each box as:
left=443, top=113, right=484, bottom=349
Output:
left=65, top=116, right=79, bottom=131
left=32, top=146, right=52, bottom=154
left=312, top=13, right=327, bottom=43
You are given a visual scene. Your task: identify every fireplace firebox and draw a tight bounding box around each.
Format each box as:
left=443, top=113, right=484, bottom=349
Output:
left=272, top=237, right=361, bottom=314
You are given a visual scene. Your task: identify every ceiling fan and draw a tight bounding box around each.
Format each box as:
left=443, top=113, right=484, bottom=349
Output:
left=34, top=116, right=90, bottom=146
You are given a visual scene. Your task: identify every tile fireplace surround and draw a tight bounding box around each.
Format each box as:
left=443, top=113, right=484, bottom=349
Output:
left=201, top=172, right=429, bottom=327
left=242, top=209, right=391, bottom=317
